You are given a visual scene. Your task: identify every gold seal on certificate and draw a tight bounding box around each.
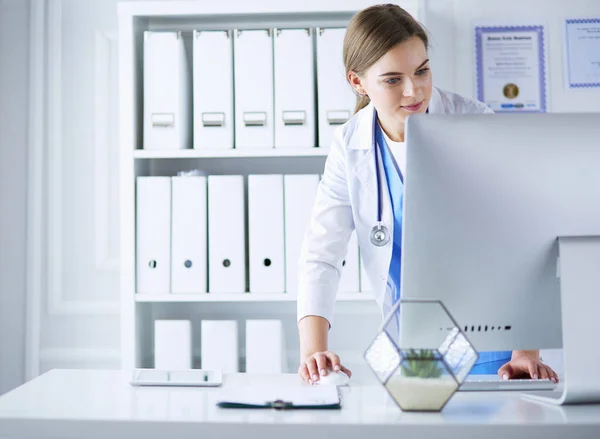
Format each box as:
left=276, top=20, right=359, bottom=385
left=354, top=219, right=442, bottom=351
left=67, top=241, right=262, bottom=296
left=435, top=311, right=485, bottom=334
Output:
left=503, top=83, right=519, bottom=99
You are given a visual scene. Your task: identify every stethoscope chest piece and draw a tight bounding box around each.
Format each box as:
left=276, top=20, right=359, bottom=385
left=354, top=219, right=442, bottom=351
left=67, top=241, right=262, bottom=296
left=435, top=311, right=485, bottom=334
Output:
left=370, top=223, right=390, bottom=247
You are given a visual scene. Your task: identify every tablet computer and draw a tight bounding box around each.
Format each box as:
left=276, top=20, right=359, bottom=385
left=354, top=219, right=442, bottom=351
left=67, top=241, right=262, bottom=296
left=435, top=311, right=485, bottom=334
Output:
left=131, top=369, right=223, bottom=387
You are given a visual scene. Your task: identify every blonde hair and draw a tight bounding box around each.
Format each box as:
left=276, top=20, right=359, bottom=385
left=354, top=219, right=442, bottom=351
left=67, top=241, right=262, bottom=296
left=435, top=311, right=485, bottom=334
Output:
left=344, top=4, right=429, bottom=114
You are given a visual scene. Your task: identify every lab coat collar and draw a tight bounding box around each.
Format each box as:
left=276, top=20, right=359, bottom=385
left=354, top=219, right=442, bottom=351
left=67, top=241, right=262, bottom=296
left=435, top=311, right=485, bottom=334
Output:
left=348, top=103, right=395, bottom=256
left=347, top=102, right=375, bottom=151
left=427, top=86, right=445, bottom=114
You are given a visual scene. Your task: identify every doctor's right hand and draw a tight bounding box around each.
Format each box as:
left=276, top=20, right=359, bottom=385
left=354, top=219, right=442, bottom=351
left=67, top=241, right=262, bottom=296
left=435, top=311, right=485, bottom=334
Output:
left=298, top=351, right=352, bottom=385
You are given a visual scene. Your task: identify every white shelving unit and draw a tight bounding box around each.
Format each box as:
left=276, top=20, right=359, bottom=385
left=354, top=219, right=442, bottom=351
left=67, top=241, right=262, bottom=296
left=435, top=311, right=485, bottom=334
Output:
left=118, top=0, right=419, bottom=371
left=134, top=293, right=373, bottom=303
left=132, top=148, right=331, bottom=159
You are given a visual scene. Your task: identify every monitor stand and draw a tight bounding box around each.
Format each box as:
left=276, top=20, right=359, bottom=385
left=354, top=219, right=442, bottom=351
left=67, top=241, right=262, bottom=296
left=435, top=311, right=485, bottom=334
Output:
left=523, top=236, right=600, bottom=405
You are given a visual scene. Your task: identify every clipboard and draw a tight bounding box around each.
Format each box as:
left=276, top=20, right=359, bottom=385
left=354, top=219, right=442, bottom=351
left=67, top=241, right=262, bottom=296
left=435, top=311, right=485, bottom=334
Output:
left=216, top=399, right=341, bottom=410
left=216, top=385, right=341, bottom=410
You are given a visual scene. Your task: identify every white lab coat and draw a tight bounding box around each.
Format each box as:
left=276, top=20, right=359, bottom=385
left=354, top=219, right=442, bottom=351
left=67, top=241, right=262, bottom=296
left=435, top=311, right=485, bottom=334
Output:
left=297, top=86, right=493, bottom=326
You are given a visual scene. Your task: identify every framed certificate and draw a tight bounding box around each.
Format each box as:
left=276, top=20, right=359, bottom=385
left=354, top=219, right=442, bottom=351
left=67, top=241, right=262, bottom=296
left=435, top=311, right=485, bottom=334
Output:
left=475, top=25, right=548, bottom=113
left=564, top=18, right=600, bottom=89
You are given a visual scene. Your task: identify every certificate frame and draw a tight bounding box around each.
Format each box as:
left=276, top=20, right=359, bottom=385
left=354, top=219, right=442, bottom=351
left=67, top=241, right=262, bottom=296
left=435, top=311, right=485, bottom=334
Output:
left=564, top=18, right=600, bottom=90
left=475, top=24, right=548, bottom=113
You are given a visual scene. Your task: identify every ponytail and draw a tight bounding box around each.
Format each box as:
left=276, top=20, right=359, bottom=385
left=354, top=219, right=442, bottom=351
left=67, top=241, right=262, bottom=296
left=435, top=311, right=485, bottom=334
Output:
left=354, top=94, right=371, bottom=114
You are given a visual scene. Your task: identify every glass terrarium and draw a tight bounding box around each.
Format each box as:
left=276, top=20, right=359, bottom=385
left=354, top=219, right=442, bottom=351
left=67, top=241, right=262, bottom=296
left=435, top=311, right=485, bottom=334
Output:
left=364, top=298, right=478, bottom=412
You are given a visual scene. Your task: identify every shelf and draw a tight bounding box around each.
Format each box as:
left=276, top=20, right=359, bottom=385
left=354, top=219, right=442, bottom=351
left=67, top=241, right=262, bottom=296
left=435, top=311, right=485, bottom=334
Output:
left=135, top=293, right=372, bottom=302
left=133, top=148, right=330, bottom=159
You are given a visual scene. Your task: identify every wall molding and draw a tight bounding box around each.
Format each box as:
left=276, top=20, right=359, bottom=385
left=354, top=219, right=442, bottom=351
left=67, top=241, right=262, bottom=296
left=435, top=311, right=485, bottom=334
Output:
left=25, top=0, right=47, bottom=382
left=95, top=29, right=120, bottom=273
left=26, top=0, right=121, bottom=380
left=46, top=0, right=65, bottom=316
left=44, top=0, right=119, bottom=316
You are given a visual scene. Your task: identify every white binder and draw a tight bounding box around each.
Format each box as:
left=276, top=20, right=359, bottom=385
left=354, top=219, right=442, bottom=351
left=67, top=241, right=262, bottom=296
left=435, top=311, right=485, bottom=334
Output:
left=248, top=175, right=285, bottom=293
left=171, top=176, right=207, bottom=294
left=316, top=28, right=356, bottom=148
left=234, top=29, right=274, bottom=149
left=245, top=320, right=285, bottom=373
left=154, top=320, right=192, bottom=370
left=201, top=320, right=238, bottom=372
left=273, top=28, right=315, bottom=148
left=339, top=231, right=360, bottom=293
left=283, top=175, right=320, bottom=295
left=143, top=31, right=191, bottom=150
left=193, top=30, right=234, bottom=149
left=136, top=177, right=171, bottom=294
left=208, top=175, right=246, bottom=293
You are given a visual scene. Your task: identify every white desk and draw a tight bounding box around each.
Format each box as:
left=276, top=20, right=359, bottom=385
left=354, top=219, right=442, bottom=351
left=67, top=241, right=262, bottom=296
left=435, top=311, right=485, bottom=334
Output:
left=0, top=369, right=598, bottom=439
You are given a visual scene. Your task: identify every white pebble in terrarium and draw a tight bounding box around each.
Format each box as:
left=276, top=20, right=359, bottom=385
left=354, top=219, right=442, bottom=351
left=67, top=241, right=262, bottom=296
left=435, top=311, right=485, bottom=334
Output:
left=384, top=349, right=459, bottom=411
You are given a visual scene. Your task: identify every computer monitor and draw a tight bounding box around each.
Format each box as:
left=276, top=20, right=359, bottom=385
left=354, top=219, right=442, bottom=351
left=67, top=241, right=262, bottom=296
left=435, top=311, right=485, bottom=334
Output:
left=399, top=113, right=600, bottom=353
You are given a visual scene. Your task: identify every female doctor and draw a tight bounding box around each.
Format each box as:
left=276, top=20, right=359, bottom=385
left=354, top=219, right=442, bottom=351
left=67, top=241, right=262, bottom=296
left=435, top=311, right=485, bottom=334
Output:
left=297, top=4, right=559, bottom=385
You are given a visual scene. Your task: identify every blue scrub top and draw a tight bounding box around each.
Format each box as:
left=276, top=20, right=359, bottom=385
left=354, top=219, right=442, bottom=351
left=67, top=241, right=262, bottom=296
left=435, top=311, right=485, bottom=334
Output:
left=376, top=123, right=512, bottom=375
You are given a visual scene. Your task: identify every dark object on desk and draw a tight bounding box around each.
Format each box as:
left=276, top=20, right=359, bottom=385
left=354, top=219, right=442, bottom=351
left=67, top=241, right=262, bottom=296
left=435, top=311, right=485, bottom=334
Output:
left=217, top=399, right=341, bottom=410
left=216, top=385, right=341, bottom=410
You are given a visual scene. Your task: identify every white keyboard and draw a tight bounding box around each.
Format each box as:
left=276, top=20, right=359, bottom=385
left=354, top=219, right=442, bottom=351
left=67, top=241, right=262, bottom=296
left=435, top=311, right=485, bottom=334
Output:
left=459, top=377, right=556, bottom=392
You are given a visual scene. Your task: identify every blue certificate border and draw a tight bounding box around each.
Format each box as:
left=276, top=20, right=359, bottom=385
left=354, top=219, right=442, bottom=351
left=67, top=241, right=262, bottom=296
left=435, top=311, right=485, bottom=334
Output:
left=565, top=18, right=600, bottom=89
left=475, top=25, right=547, bottom=113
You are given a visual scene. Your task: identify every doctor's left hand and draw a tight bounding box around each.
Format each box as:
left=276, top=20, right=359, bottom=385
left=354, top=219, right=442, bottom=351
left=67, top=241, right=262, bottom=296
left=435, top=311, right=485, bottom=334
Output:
left=497, top=351, right=559, bottom=383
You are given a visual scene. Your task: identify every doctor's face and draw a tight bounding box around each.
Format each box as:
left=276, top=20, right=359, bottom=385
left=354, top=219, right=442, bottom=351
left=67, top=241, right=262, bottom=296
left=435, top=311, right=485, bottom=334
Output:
left=354, top=36, right=432, bottom=123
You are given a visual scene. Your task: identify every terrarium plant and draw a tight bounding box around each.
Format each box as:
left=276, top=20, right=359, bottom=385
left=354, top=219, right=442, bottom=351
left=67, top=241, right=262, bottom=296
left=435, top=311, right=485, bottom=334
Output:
left=364, top=299, right=479, bottom=412
left=400, top=349, right=444, bottom=379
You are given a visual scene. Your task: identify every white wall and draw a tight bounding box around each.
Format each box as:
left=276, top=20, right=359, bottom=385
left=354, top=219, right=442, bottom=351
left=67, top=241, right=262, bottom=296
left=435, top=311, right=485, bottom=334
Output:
left=0, top=0, right=29, bottom=395
left=425, top=0, right=600, bottom=111
left=34, top=0, right=122, bottom=374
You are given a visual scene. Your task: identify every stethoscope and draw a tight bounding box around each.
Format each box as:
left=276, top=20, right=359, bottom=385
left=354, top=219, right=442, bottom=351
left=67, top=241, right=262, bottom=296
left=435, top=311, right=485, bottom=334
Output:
left=369, top=107, right=427, bottom=247
left=369, top=108, right=395, bottom=247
